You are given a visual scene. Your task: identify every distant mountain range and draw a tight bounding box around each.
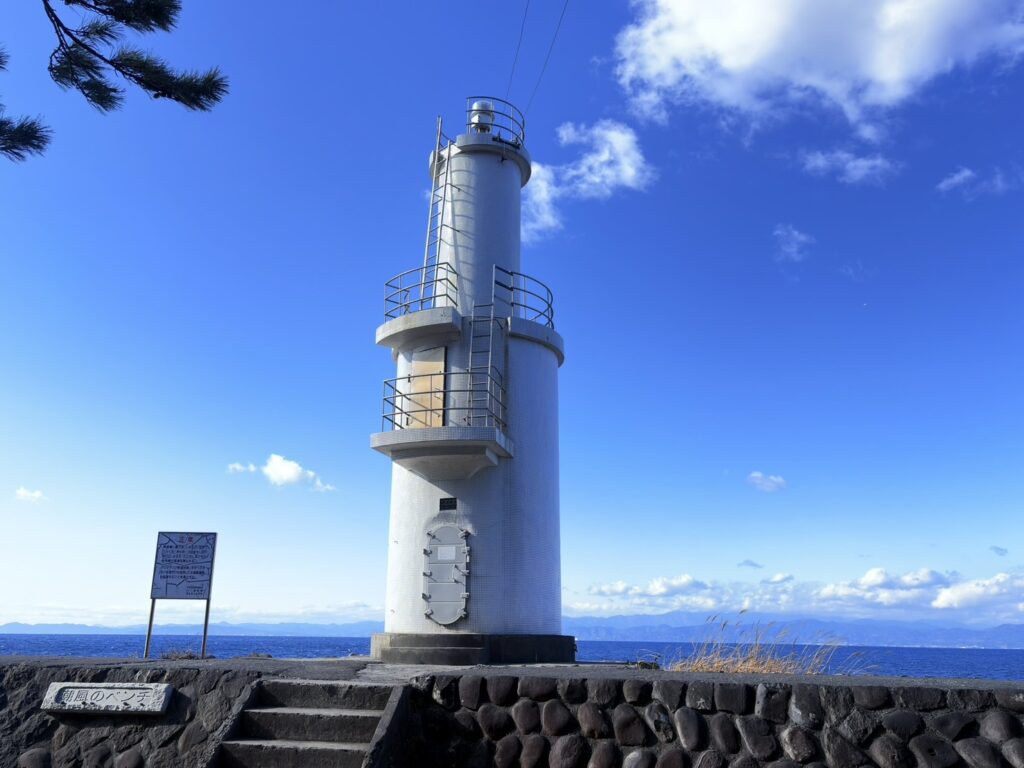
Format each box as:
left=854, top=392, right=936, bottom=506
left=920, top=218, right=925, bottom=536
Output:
left=0, top=621, right=385, bottom=637
left=563, top=612, right=1024, bottom=649
left=3, top=613, right=1024, bottom=649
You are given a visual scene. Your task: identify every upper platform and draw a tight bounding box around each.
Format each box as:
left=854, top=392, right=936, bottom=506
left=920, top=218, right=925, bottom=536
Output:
left=444, top=97, right=532, bottom=186
left=376, top=263, right=564, bottom=363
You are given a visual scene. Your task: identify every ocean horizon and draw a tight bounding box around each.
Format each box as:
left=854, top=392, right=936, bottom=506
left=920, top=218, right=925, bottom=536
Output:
left=2, top=634, right=1023, bottom=681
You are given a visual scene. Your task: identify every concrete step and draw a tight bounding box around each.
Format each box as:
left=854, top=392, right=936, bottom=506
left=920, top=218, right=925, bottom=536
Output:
left=378, top=645, right=487, bottom=665
left=258, top=679, right=392, bottom=710
left=241, top=707, right=384, bottom=743
left=220, top=739, right=369, bottom=768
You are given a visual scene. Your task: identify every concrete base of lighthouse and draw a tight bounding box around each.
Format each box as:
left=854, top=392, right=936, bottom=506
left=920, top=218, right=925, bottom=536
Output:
left=371, top=633, right=576, bottom=665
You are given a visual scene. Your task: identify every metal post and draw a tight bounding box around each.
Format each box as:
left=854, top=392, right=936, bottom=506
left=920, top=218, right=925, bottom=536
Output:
left=200, top=598, right=211, bottom=659
left=143, top=599, right=156, bottom=659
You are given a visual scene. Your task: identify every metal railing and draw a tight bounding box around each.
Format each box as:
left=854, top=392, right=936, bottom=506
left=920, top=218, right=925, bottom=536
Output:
left=382, top=371, right=507, bottom=431
left=495, top=266, right=555, bottom=328
left=466, top=97, right=525, bottom=147
left=384, top=263, right=458, bottom=321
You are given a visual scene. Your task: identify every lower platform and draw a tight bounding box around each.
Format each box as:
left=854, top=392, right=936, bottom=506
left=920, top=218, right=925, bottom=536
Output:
left=370, top=426, right=514, bottom=481
left=371, top=632, right=576, bottom=665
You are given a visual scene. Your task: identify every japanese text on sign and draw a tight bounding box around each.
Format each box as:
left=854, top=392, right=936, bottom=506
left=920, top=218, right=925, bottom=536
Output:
left=42, top=682, right=173, bottom=715
left=150, top=531, right=217, bottom=599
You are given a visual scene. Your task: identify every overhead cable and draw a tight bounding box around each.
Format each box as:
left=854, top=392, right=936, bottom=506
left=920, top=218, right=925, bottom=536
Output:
left=506, top=0, right=531, bottom=99
left=525, top=0, right=570, bottom=115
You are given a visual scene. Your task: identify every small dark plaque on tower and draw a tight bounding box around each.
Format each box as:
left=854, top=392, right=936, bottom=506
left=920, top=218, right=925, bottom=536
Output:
left=439, top=497, right=457, bottom=511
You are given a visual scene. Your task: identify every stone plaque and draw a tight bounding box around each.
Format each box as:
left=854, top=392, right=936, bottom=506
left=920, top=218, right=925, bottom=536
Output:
left=151, top=531, right=217, bottom=599
left=42, top=682, right=173, bottom=715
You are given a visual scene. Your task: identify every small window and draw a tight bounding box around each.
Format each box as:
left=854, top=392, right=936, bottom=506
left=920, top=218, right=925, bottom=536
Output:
left=436, top=545, right=457, bottom=561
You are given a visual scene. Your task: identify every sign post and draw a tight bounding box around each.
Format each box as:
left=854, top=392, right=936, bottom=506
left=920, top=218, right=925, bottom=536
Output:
left=145, top=532, right=217, bottom=659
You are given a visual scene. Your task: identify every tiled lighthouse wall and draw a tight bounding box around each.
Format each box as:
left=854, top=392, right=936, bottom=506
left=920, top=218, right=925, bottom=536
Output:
left=406, top=671, right=1024, bottom=768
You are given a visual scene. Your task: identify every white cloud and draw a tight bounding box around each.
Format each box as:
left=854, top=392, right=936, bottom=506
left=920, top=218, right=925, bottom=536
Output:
left=589, top=574, right=709, bottom=598
left=313, top=477, right=336, bottom=493
left=579, top=565, right=1024, bottom=621
left=937, top=166, right=1019, bottom=199
left=857, top=567, right=893, bottom=588
left=899, top=568, right=951, bottom=588
left=819, top=580, right=924, bottom=607
left=737, top=559, right=764, bottom=569
left=977, top=168, right=1016, bottom=196
left=589, top=580, right=633, bottom=596
left=522, top=120, right=655, bottom=242
left=937, top=166, right=977, bottom=192
left=14, top=487, right=46, bottom=503
left=582, top=573, right=792, bottom=615
left=817, top=567, right=958, bottom=608
left=747, top=471, right=786, bottom=492
left=262, top=454, right=315, bottom=486
left=630, top=594, right=720, bottom=610
left=229, top=454, right=335, bottom=492
left=802, top=150, right=898, bottom=185
left=840, top=261, right=868, bottom=281
left=773, top=223, right=815, bottom=262
left=932, top=573, right=1024, bottom=608
left=556, top=121, right=658, bottom=198
left=522, top=163, right=562, bottom=242
left=615, top=0, right=1024, bottom=127
left=641, top=574, right=708, bottom=597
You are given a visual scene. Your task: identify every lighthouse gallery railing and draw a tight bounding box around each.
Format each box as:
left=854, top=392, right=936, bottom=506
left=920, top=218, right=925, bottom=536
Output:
left=383, top=265, right=554, bottom=328
left=465, top=96, right=525, bottom=146
left=494, top=266, right=554, bottom=328
left=384, top=263, right=458, bottom=320
left=382, top=371, right=507, bottom=431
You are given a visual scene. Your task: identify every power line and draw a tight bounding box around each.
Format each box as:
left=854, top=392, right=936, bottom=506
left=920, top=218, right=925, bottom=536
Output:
left=524, top=0, right=570, bottom=115
left=506, top=0, right=531, bottom=99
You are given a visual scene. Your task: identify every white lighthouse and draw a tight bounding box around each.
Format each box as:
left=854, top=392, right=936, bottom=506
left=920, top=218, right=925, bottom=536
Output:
left=370, top=97, right=574, bottom=664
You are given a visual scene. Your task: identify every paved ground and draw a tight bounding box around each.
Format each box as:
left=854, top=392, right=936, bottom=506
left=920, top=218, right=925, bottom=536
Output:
left=2, top=656, right=1017, bottom=690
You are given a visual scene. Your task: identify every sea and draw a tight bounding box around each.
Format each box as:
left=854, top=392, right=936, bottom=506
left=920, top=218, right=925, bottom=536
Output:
left=2, top=635, right=1023, bottom=681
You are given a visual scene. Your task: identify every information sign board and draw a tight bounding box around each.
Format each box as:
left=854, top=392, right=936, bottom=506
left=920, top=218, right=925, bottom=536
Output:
left=150, top=531, right=217, bottom=600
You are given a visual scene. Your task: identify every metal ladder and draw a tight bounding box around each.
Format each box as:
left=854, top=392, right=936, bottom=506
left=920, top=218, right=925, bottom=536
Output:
left=466, top=306, right=500, bottom=427
left=466, top=265, right=514, bottom=428
left=422, top=118, right=453, bottom=305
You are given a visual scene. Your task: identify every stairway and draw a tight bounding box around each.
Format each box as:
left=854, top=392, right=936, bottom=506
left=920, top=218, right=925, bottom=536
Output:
left=221, top=679, right=392, bottom=768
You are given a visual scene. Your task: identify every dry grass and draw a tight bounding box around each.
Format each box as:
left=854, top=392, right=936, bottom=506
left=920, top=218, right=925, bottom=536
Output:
left=664, top=613, right=843, bottom=675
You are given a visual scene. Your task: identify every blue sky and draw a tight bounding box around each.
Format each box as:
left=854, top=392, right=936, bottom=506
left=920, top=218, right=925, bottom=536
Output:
left=1, top=1, right=1022, bottom=629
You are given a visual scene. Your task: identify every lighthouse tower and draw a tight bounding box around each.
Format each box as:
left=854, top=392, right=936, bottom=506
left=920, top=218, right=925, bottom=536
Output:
left=370, top=98, right=574, bottom=664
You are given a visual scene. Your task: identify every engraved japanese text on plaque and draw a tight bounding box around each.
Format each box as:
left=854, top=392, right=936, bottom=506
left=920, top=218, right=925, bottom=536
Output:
left=42, top=682, right=173, bottom=715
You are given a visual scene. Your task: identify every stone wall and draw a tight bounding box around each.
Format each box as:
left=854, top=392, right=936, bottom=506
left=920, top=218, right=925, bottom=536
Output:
left=405, top=671, right=1024, bottom=768
left=0, top=660, right=261, bottom=767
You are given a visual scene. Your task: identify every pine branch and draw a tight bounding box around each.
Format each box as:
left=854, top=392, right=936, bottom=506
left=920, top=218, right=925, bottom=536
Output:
left=42, top=0, right=227, bottom=112
left=0, top=114, right=52, bottom=160
left=63, top=0, right=182, bottom=33
left=112, top=47, right=226, bottom=109
left=0, top=48, right=52, bottom=160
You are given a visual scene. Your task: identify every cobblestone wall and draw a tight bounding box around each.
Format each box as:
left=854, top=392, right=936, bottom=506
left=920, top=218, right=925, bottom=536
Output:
left=407, top=672, right=1024, bottom=768
left=0, top=661, right=260, bottom=767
